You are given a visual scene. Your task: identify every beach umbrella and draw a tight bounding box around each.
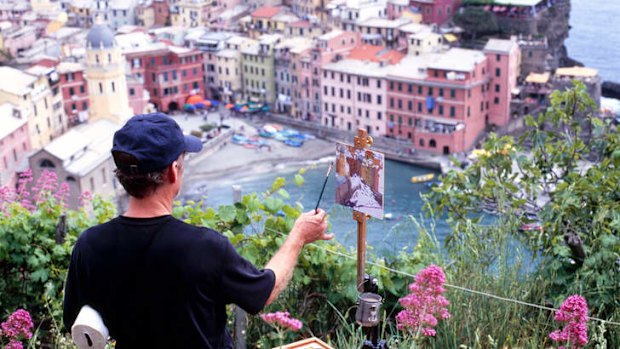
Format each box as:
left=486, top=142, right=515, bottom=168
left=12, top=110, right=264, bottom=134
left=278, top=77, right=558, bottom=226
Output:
left=208, top=99, right=220, bottom=107
left=241, top=106, right=248, bottom=112
left=194, top=102, right=206, bottom=109
left=186, top=95, right=203, bottom=105
left=225, top=103, right=234, bottom=109
left=184, top=104, right=195, bottom=112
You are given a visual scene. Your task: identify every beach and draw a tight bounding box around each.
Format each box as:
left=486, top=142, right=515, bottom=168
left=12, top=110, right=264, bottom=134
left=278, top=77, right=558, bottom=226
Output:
left=170, top=112, right=336, bottom=194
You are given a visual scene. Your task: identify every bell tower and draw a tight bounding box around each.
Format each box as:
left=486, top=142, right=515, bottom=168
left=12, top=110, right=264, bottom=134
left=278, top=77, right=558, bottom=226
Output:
left=84, top=20, right=133, bottom=125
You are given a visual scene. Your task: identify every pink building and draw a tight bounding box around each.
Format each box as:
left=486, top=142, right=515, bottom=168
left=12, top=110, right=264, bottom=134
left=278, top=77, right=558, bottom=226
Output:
left=411, top=0, right=461, bottom=25
left=57, top=62, right=89, bottom=127
left=127, top=76, right=149, bottom=116
left=153, top=0, right=171, bottom=26
left=307, top=30, right=360, bottom=122
left=387, top=0, right=409, bottom=19
left=0, top=103, right=30, bottom=189
left=321, top=46, right=404, bottom=136
left=386, top=43, right=519, bottom=154
left=484, top=38, right=521, bottom=127
left=1, top=25, right=36, bottom=58
left=125, top=44, right=205, bottom=112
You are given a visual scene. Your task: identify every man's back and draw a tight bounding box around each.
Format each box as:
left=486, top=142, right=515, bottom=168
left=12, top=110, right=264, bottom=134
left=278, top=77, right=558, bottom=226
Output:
left=63, top=215, right=275, bottom=349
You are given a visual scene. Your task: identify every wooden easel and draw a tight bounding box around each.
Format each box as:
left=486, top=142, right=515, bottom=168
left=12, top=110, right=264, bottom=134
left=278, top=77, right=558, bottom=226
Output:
left=353, top=128, right=373, bottom=290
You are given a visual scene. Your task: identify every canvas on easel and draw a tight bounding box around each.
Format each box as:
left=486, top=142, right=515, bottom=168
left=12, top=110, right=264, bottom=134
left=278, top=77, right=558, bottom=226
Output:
left=335, top=142, right=385, bottom=219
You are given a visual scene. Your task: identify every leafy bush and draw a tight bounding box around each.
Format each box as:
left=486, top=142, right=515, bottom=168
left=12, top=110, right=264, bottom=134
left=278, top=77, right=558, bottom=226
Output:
left=0, top=170, right=115, bottom=347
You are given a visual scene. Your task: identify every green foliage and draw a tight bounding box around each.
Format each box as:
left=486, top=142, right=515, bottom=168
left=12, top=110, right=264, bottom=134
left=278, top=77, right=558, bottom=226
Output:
left=0, top=194, right=115, bottom=347
left=427, top=82, right=620, bottom=345
left=453, top=7, right=500, bottom=39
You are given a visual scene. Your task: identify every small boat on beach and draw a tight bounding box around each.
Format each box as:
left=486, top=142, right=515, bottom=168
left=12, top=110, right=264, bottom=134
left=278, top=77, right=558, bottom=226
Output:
left=284, top=139, right=303, bottom=147
left=411, top=173, right=435, bottom=183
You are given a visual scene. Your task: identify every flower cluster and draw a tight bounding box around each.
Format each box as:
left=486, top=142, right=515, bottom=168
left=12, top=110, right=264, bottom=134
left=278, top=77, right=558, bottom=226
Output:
left=260, top=311, right=303, bottom=332
left=549, top=295, right=589, bottom=349
left=1, top=309, right=33, bottom=349
left=0, top=169, right=87, bottom=214
left=396, top=264, right=450, bottom=337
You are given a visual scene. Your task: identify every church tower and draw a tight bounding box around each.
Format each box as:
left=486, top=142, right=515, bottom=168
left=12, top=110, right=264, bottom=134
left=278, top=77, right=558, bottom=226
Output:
left=84, top=21, right=133, bottom=125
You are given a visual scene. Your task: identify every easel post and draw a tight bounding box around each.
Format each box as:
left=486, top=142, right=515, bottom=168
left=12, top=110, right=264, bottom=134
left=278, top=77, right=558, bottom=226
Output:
left=353, top=129, right=373, bottom=290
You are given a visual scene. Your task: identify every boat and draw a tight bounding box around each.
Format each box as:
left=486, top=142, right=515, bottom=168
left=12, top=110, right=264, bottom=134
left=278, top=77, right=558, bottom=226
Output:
left=384, top=213, right=394, bottom=220
left=411, top=173, right=435, bottom=183
left=283, top=139, right=303, bottom=147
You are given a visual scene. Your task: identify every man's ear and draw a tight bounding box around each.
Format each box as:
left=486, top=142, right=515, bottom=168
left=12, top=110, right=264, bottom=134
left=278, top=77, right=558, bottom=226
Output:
left=168, top=161, right=179, bottom=183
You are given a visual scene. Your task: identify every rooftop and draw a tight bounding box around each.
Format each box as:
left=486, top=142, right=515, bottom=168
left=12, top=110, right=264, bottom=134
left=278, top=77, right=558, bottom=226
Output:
left=525, top=72, right=550, bottom=84
left=57, top=62, right=85, bottom=74
left=491, top=0, right=543, bottom=6
left=251, top=6, right=281, bottom=19
left=86, top=23, right=115, bottom=49
left=0, top=67, right=37, bottom=96
left=347, top=45, right=405, bottom=65
left=399, top=22, right=433, bottom=34
left=318, top=29, right=344, bottom=41
left=259, top=33, right=282, bottom=45
left=358, top=17, right=410, bottom=29
left=484, top=38, right=518, bottom=54
left=44, top=119, right=120, bottom=176
left=323, top=59, right=387, bottom=78
left=0, top=103, right=26, bottom=140
left=276, top=37, right=313, bottom=54
left=555, top=66, right=599, bottom=78
left=427, top=48, right=486, bottom=72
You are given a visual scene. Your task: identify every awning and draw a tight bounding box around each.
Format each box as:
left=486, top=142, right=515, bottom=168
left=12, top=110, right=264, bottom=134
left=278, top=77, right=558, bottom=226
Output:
left=525, top=72, right=550, bottom=84
left=443, top=34, right=458, bottom=43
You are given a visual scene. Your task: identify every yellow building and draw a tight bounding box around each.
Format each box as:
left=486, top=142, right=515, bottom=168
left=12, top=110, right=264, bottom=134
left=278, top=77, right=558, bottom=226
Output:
left=216, top=36, right=252, bottom=103
left=248, top=6, right=300, bottom=39
left=30, top=0, right=60, bottom=14
left=136, top=3, right=155, bottom=28
left=84, top=23, right=133, bottom=125
left=0, top=66, right=67, bottom=149
left=171, top=0, right=221, bottom=28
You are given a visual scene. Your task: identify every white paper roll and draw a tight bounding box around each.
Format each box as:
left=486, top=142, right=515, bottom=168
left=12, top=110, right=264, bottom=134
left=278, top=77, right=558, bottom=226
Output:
left=71, top=305, right=109, bottom=349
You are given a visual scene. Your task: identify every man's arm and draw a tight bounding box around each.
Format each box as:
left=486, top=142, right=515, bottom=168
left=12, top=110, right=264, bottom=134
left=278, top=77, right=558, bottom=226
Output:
left=264, top=209, right=332, bottom=305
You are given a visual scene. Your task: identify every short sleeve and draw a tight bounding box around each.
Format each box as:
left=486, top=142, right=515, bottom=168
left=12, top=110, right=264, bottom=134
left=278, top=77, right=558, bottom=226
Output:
left=220, top=239, right=275, bottom=315
left=63, top=238, right=85, bottom=331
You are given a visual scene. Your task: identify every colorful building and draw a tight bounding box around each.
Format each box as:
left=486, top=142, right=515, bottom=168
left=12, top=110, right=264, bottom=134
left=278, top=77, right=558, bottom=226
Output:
left=0, top=103, right=30, bottom=189
left=483, top=38, right=521, bottom=128
left=321, top=45, right=404, bottom=135
left=411, top=0, right=461, bottom=25
left=215, top=36, right=251, bottom=103
left=385, top=42, right=519, bottom=154
left=241, top=34, right=282, bottom=106
left=248, top=6, right=300, bottom=39
left=307, top=30, right=361, bottom=122
left=57, top=62, right=90, bottom=126
left=0, top=65, right=67, bottom=149
left=124, top=43, right=205, bottom=112
left=274, top=37, right=313, bottom=116
left=84, top=23, right=133, bottom=124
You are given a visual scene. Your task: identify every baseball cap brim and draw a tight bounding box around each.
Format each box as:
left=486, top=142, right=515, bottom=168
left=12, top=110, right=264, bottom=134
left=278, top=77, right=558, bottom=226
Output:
left=185, top=134, right=203, bottom=153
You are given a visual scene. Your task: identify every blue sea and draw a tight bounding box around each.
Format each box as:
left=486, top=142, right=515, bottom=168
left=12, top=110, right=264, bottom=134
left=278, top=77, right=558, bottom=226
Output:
left=565, top=0, right=620, bottom=83
left=183, top=0, right=617, bottom=255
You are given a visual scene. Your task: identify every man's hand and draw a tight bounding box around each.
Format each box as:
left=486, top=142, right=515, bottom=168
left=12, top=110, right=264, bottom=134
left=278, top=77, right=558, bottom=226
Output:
left=290, top=209, right=333, bottom=246
left=264, top=208, right=333, bottom=306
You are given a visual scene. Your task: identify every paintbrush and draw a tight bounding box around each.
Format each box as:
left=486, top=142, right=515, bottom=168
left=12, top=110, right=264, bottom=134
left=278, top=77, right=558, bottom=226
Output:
left=315, top=161, right=334, bottom=214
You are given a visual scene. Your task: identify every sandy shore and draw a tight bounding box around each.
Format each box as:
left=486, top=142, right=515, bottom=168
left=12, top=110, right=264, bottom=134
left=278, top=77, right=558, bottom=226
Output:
left=175, top=113, right=336, bottom=191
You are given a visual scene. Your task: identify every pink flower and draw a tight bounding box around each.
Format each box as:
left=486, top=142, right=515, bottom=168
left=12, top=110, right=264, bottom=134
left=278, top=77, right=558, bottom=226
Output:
left=1, top=309, right=33, bottom=341
left=260, top=311, right=303, bottom=332
left=396, top=265, right=450, bottom=337
left=5, top=339, right=24, bottom=349
left=548, top=295, right=589, bottom=349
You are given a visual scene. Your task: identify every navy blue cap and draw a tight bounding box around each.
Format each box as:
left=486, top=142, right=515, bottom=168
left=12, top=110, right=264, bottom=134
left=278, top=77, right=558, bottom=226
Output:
left=111, top=112, right=202, bottom=173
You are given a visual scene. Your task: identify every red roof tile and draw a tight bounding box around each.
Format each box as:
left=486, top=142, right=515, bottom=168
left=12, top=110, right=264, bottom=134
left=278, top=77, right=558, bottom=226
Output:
left=251, top=6, right=281, bottom=19
left=347, top=45, right=405, bottom=65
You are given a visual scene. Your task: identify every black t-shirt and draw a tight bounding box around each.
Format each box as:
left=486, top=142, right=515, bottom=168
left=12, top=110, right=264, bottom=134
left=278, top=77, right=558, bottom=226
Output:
left=63, top=215, right=275, bottom=349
